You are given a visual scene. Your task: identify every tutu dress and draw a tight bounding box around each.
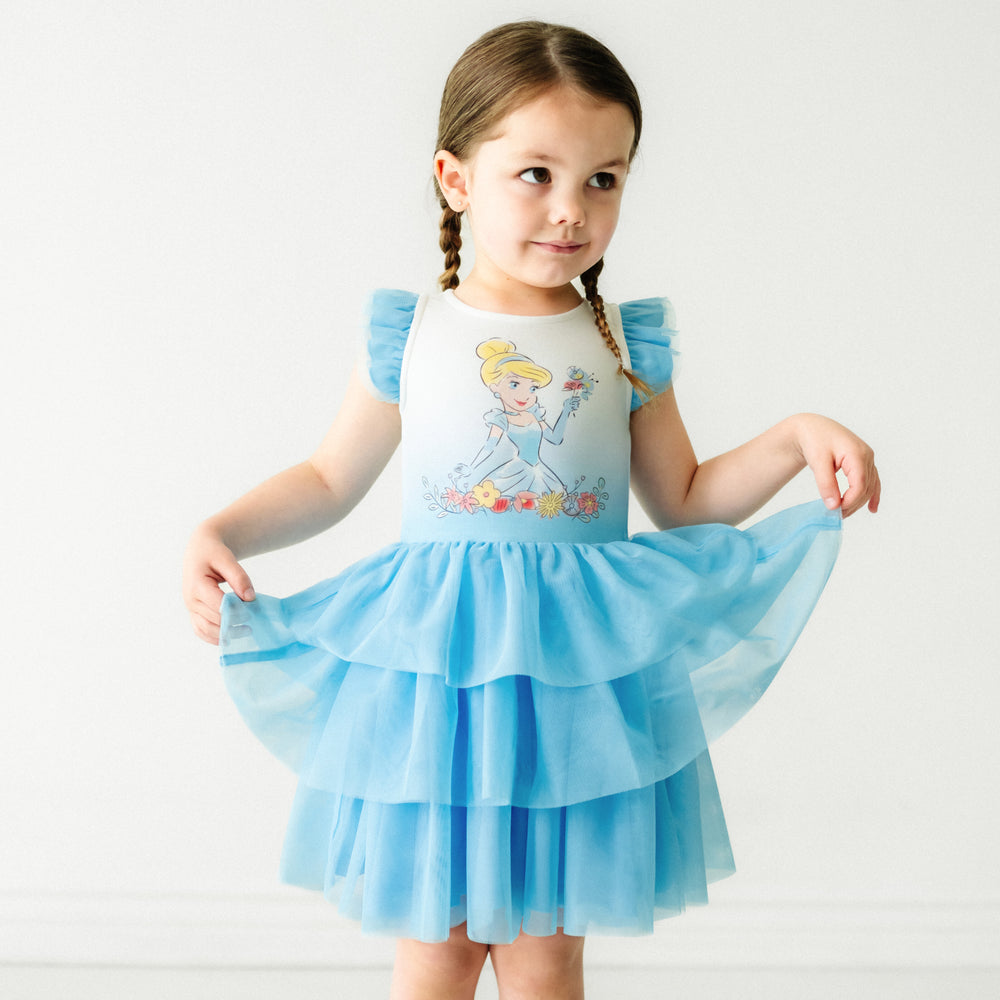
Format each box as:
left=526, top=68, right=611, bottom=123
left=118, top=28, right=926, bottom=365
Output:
left=219, top=288, right=841, bottom=943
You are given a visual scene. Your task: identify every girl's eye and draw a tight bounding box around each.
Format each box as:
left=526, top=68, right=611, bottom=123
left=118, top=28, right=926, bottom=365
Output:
left=519, top=167, right=551, bottom=185
left=588, top=172, right=616, bottom=190
left=508, top=380, right=520, bottom=389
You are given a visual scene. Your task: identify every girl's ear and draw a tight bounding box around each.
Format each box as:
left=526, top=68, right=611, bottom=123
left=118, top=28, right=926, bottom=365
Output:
left=435, top=150, right=469, bottom=211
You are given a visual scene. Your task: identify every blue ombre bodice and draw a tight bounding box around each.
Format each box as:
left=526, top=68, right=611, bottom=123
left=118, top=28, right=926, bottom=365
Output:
left=366, top=290, right=673, bottom=544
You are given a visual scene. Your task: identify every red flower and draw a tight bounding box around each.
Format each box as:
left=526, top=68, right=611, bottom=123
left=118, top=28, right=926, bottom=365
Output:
left=492, top=497, right=511, bottom=513
left=579, top=492, right=599, bottom=515
left=514, top=491, right=537, bottom=512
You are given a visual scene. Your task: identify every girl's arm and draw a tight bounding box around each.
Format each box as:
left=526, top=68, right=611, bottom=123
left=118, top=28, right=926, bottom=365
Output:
left=629, top=388, right=880, bottom=529
left=183, top=367, right=401, bottom=643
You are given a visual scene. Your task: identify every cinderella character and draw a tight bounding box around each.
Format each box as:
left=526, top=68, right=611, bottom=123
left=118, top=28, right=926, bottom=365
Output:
left=468, top=339, right=581, bottom=496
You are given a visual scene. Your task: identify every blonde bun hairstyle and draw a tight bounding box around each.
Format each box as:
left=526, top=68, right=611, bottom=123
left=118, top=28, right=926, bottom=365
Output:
left=477, top=340, right=552, bottom=389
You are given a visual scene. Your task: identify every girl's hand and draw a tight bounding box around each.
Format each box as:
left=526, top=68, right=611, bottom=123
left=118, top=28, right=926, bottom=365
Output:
left=792, top=413, right=881, bottom=517
left=180, top=366, right=402, bottom=647
left=183, top=525, right=256, bottom=645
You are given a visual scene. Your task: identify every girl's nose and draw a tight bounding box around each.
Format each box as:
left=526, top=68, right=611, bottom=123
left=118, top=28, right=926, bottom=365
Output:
left=548, top=187, right=585, bottom=227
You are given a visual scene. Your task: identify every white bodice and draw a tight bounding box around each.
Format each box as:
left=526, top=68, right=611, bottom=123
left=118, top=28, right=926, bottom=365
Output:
left=398, top=291, right=634, bottom=543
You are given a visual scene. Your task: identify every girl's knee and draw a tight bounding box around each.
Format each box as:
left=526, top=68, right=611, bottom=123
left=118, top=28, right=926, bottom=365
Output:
left=490, top=929, right=585, bottom=998
left=392, top=924, right=489, bottom=999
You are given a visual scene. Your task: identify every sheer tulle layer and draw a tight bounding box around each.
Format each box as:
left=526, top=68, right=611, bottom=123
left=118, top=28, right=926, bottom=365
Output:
left=361, top=288, right=418, bottom=403
left=278, top=752, right=734, bottom=944
left=222, top=502, right=840, bottom=692
left=218, top=500, right=840, bottom=939
left=223, top=655, right=710, bottom=809
left=220, top=501, right=841, bottom=796
left=616, top=297, right=678, bottom=409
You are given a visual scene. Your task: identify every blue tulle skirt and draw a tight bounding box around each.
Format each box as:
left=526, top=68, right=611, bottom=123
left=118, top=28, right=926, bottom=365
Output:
left=220, top=500, right=840, bottom=942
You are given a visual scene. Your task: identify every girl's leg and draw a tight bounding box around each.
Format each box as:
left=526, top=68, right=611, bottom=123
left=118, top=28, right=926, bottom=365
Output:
left=489, top=929, right=585, bottom=1000
left=389, top=922, right=489, bottom=1000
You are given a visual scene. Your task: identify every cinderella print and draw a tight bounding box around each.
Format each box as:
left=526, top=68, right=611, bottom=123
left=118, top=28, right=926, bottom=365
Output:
left=469, top=339, right=579, bottom=496
left=421, top=339, right=607, bottom=521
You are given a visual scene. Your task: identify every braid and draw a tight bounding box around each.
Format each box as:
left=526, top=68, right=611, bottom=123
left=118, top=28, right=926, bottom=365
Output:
left=438, top=205, right=463, bottom=291
left=581, top=260, right=654, bottom=401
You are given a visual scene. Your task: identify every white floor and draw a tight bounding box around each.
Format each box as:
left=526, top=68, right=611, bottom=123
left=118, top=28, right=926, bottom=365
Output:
left=2, top=965, right=998, bottom=999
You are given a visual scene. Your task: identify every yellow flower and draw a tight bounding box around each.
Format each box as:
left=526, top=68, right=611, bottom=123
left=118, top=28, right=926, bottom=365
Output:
left=537, top=491, right=565, bottom=518
left=471, top=479, right=500, bottom=509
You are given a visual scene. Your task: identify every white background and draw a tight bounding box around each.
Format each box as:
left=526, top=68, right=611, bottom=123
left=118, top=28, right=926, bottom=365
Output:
left=2, top=0, right=998, bottom=977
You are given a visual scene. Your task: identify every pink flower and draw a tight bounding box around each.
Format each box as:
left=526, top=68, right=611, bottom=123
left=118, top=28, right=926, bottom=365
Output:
left=457, top=492, right=478, bottom=513
left=443, top=487, right=463, bottom=507
left=579, top=492, right=599, bottom=515
left=563, top=379, right=584, bottom=391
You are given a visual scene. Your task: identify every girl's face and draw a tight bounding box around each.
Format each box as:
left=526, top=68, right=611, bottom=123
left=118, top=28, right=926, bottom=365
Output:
left=436, top=86, right=635, bottom=312
left=492, top=373, right=540, bottom=413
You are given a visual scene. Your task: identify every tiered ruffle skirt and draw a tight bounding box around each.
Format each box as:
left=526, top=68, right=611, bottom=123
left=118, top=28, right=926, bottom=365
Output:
left=220, top=500, right=840, bottom=942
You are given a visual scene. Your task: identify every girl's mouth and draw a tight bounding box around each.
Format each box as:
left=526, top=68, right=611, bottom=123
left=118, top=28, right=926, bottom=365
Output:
left=534, top=241, right=585, bottom=255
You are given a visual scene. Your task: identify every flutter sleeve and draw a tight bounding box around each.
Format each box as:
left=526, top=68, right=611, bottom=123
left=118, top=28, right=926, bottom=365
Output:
left=619, top=297, right=679, bottom=411
left=360, top=288, right=420, bottom=403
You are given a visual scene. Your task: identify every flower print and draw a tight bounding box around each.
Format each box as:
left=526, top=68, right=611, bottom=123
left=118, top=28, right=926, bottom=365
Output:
left=472, top=480, right=501, bottom=509
left=426, top=471, right=606, bottom=522
left=514, top=491, right=537, bottom=512
left=538, top=491, right=565, bottom=519
left=564, top=365, right=597, bottom=401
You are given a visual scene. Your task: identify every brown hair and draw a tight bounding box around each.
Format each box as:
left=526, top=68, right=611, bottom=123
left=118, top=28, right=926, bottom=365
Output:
left=434, top=21, right=652, bottom=400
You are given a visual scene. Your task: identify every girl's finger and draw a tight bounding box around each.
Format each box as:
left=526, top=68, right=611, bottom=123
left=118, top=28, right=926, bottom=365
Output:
left=190, top=611, right=221, bottom=645
left=840, top=450, right=878, bottom=517
left=841, top=472, right=869, bottom=516
left=191, top=589, right=223, bottom=627
left=810, top=457, right=843, bottom=511
left=217, top=558, right=256, bottom=603
left=869, top=468, right=882, bottom=512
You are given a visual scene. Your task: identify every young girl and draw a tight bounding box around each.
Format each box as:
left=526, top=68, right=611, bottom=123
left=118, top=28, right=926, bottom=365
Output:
left=183, top=21, right=879, bottom=1000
